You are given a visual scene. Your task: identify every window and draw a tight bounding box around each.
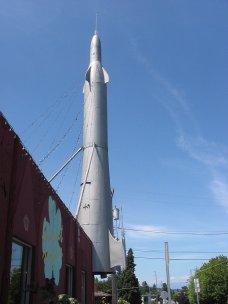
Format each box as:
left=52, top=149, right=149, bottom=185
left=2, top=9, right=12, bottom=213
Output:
left=81, top=271, right=86, bottom=304
left=8, top=240, right=32, bottom=304
left=66, top=265, right=74, bottom=296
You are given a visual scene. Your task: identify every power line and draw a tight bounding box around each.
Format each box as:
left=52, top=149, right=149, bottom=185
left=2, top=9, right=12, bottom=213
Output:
left=135, top=257, right=210, bottom=261
left=115, top=188, right=213, bottom=201
left=132, top=249, right=228, bottom=254
left=122, top=227, right=228, bottom=236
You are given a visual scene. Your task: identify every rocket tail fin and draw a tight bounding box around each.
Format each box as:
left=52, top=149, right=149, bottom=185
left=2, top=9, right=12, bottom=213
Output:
left=109, top=231, right=126, bottom=269
left=84, top=65, right=109, bottom=85
left=102, top=67, right=109, bottom=83
left=85, top=66, right=91, bottom=83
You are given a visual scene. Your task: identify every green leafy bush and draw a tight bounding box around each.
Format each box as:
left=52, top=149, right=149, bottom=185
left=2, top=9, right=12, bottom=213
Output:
left=58, top=294, right=79, bottom=304
left=118, top=298, right=130, bottom=304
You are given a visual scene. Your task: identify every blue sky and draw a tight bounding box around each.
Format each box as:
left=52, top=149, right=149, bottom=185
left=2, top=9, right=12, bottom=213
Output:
left=1, top=0, right=228, bottom=288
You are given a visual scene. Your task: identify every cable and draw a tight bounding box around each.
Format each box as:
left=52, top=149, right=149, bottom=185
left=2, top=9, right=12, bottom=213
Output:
left=39, top=112, right=81, bottom=165
left=21, top=79, right=82, bottom=137
left=33, top=97, right=75, bottom=153
left=132, top=249, right=228, bottom=254
left=56, top=165, right=70, bottom=193
left=122, top=227, right=228, bottom=236
left=68, top=155, right=82, bottom=211
left=135, top=257, right=210, bottom=261
left=115, top=188, right=213, bottom=201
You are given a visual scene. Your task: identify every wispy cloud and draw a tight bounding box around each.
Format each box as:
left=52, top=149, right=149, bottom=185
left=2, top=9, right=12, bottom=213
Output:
left=177, top=132, right=228, bottom=168
left=129, top=37, right=199, bottom=134
left=211, top=178, right=228, bottom=212
left=129, top=36, right=228, bottom=213
left=177, top=132, right=228, bottom=211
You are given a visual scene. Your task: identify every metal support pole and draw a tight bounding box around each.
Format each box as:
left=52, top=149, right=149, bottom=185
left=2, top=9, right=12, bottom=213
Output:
left=165, top=242, right=171, bottom=304
left=154, top=271, right=158, bottom=288
left=154, top=271, right=158, bottom=304
left=196, top=290, right=200, bottom=304
left=49, top=146, right=83, bottom=182
left=194, top=278, right=200, bottom=304
left=75, top=143, right=95, bottom=217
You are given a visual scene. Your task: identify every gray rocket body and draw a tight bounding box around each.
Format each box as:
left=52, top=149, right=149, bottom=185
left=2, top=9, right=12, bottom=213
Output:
left=76, top=33, right=114, bottom=274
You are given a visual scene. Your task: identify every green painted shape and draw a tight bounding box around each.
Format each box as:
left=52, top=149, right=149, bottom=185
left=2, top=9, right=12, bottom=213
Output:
left=42, top=196, right=63, bottom=285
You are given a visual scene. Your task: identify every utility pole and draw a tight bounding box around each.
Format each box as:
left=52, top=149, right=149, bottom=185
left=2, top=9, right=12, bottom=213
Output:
left=165, top=242, right=171, bottom=304
left=154, top=271, right=158, bottom=287
left=112, top=270, right=117, bottom=304
left=154, top=271, right=158, bottom=304
left=194, top=278, right=200, bottom=304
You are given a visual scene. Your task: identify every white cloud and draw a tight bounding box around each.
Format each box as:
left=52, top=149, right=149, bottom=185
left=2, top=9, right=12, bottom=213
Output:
left=211, top=178, right=228, bottom=212
left=129, top=35, right=203, bottom=153
left=177, top=133, right=228, bottom=168
left=129, top=36, right=228, bottom=214
left=176, top=132, right=228, bottom=212
left=129, top=37, right=193, bottom=119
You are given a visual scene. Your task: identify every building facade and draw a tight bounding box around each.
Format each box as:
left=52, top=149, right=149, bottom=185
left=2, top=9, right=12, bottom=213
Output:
left=0, top=113, right=94, bottom=303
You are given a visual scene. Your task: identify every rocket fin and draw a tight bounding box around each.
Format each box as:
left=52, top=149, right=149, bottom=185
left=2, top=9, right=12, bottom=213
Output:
left=85, top=66, right=91, bottom=83
left=109, top=231, right=126, bottom=269
left=83, top=66, right=92, bottom=94
left=83, top=80, right=91, bottom=95
left=102, top=67, right=109, bottom=83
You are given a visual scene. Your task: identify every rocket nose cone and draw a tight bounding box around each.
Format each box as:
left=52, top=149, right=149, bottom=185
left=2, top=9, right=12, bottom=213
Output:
left=90, top=33, right=101, bottom=63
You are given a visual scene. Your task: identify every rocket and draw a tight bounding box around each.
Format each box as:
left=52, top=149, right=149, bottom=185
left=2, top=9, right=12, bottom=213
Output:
left=76, top=32, right=125, bottom=274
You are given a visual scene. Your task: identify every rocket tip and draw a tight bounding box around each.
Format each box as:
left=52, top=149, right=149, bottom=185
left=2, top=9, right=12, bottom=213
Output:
left=90, top=29, right=101, bottom=63
left=95, top=13, right=99, bottom=35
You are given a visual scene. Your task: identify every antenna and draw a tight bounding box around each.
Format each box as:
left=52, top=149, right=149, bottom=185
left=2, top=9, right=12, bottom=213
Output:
left=95, top=13, right=98, bottom=34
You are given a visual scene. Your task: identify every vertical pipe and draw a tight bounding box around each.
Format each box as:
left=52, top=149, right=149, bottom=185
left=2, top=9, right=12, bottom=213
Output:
left=165, top=242, right=171, bottom=304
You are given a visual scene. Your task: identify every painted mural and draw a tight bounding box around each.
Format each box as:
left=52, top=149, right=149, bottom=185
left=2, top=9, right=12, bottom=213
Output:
left=42, top=196, right=63, bottom=285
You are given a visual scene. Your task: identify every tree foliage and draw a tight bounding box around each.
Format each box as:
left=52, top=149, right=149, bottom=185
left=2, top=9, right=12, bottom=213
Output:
left=162, top=282, right=168, bottom=292
left=117, top=248, right=141, bottom=304
left=149, top=283, right=158, bottom=295
left=173, top=287, right=189, bottom=304
left=188, top=255, right=228, bottom=304
left=95, top=276, right=112, bottom=293
left=140, top=281, right=150, bottom=294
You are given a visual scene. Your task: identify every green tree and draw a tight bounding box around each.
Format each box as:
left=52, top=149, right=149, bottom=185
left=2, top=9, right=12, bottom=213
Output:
left=173, top=286, right=189, bottom=304
left=118, top=299, right=130, bottom=304
left=162, top=282, right=168, bottom=292
left=140, top=281, right=150, bottom=294
left=188, top=255, right=228, bottom=304
left=95, top=276, right=112, bottom=293
left=181, top=286, right=188, bottom=293
left=117, top=249, right=141, bottom=304
left=150, top=283, right=157, bottom=293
